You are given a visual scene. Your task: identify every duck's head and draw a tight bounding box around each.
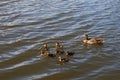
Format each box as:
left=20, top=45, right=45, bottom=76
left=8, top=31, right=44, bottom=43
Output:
left=66, top=51, right=70, bottom=54
left=56, top=42, right=60, bottom=46
left=81, top=34, right=89, bottom=40
left=43, top=43, right=47, bottom=47
left=58, top=56, right=62, bottom=60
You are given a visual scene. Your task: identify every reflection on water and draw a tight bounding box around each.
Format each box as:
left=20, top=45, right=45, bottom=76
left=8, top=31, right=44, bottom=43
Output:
left=0, top=0, right=120, bottom=80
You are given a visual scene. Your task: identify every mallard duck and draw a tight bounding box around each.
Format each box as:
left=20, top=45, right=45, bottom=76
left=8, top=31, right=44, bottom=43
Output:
left=55, top=42, right=64, bottom=54
left=58, top=56, right=69, bottom=63
left=47, top=51, right=56, bottom=57
left=41, top=50, right=56, bottom=57
left=42, top=43, right=49, bottom=50
left=66, top=51, right=75, bottom=56
left=48, top=54, right=56, bottom=57
left=81, top=34, right=104, bottom=44
left=40, top=50, right=49, bottom=56
left=40, top=43, right=49, bottom=54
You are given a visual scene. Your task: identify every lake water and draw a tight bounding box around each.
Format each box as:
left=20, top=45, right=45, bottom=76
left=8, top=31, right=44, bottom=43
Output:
left=0, top=0, right=120, bottom=80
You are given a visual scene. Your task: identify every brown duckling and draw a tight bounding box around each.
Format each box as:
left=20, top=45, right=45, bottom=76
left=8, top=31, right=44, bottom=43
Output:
left=58, top=56, right=69, bottom=63
left=66, top=51, right=75, bottom=56
left=41, top=43, right=49, bottom=50
left=47, top=53, right=56, bottom=57
left=41, top=50, right=56, bottom=57
left=81, top=34, right=104, bottom=44
left=55, top=42, right=64, bottom=54
left=40, top=50, right=49, bottom=56
left=40, top=43, right=49, bottom=54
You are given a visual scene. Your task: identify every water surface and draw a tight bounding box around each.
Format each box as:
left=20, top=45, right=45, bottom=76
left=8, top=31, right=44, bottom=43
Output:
left=0, top=0, right=120, bottom=80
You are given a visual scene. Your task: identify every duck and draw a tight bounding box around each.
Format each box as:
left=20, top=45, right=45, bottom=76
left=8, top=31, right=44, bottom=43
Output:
left=40, top=50, right=49, bottom=56
left=48, top=54, right=56, bottom=57
left=58, top=56, right=69, bottom=63
left=55, top=42, right=64, bottom=54
left=47, top=52, right=56, bottom=57
left=40, top=43, right=49, bottom=54
left=41, top=43, right=49, bottom=50
left=41, top=50, right=56, bottom=57
left=66, top=51, right=75, bottom=56
left=81, top=34, right=104, bottom=44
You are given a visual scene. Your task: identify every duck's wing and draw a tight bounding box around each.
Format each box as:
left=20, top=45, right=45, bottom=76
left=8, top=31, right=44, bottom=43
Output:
left=95, top=38, right=103, bottom=42
left=89, top=38, right=97, bottom=42
left=91, top=38, right=104, bottom=43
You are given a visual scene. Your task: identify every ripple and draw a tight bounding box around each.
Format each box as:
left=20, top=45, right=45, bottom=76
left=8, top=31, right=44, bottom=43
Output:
left=31, top=71, right=59, bottom=80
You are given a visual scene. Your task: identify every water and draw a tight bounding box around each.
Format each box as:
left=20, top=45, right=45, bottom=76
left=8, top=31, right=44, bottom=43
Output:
left=0, top=0, right=120, bottom=80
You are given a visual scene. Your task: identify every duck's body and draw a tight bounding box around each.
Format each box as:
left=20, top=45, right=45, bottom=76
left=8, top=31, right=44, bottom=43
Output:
left=40, top=50, right=49, bottom=56
left=48, top=53, right=56, bottom=57
left=41, top=50, right=56, bottom=57
left=40, top=43, right=56, bottom=57
left=82, top=34, right=104, bottom=44
left=55, top=42, right=64, bottom=54
left=58, top=56, right=69, bottom=63
left=66, top=51, right=75, bottom=56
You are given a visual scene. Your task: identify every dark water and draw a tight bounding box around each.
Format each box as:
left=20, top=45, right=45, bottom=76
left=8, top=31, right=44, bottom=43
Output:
left=0, top=0, right=120, bottom=80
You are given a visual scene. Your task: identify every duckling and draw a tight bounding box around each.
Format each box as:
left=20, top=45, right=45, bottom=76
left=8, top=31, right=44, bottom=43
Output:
left=58, top=56, right=69, bottom=63
left=48, top=54, right=56, bottom=57
left=40, top=43, right=49, bottom=54
left=47, top=52, right=56, bottom=57
left=55, top=42, right=64, bottom=54
left=81, top=34, right=104, bottom=44
left=41, top=50, right=56, bottom=57
left=42, top=43, right=49, bottom=50
left=40, top=50, right=49, bottom=56
left=66, top=51, right=75, bottom=56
